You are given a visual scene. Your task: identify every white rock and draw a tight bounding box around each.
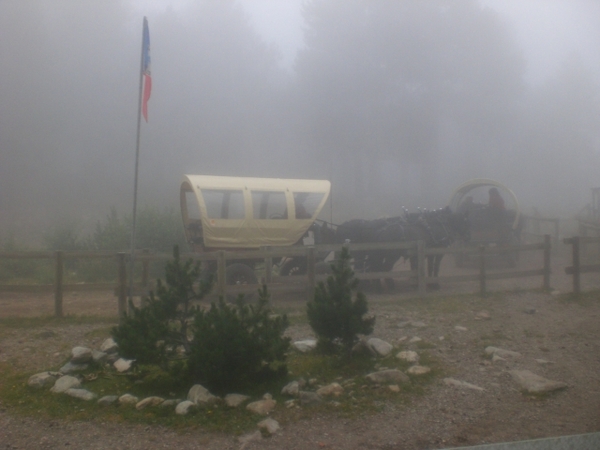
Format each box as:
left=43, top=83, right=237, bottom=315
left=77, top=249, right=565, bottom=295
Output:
left=113, top=358, right=134, bottom=372
left=509, top=370, right=567, bottom=394
left=160, top=399, right=179, bottom=408
left=367, top=338, right=393, bottom=356
left=246, top=397, right=276, bottom=415
left=92, top=350, right=108, bottom=364
left=175, top=400, right=196, bottom=415
left=316, top=382, right=344, bottom=397
left=118, top=393, right=139, bottom=405
left=188, top=384, right=218, bottom=404
left=454, top=326, right=468, bottom=332
left=71, top=346, right=93, bottom=363
left=299, top=391, right=322, bottom=406
left=293, top=339, right=317, bottom=353
left=257, top=418, right=280, bottom=435
left=485, top=346, right=522, bottom=359
left=409, top=336, right=422, bottom=343
left=492, top=354, right=506, bottom=363
left=100, top=338, right=118, bottom=354
left=59, top=362, right=89, bottom=374
left=28, top=372, right=58, bottom=389
left=281, top=381, right=300, bottom=397
left=407, top=365, right=431, bottom=375
left=97, top=395, right=119, bottom=406
left=65, top=388, right=96, bottom=401
left=51, top=375, right=81, bottom=393
left=224, top=393, right=250, bottom=407
left=396, top=350, right=419, bottom=363
left=136, top=396, right=165, bottom=410
left=443, top=378, right=484, bottom=391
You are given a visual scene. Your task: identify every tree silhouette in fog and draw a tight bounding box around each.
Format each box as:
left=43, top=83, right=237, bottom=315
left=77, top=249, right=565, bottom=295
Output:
left=294, top=0, right=525, bottom=211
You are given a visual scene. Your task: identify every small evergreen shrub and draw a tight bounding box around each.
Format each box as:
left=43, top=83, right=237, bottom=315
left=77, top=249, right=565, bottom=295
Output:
left=112, top=249, right=290, bottom=395
left=112, top=245, right=212, bottom=367
left=307, top=246, right=375, bottom=354
left=187, top=285, right=290, bottom=395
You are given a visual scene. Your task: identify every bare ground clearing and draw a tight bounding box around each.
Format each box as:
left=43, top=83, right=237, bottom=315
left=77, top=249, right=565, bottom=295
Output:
left=0, top=252, right=599, bottom=449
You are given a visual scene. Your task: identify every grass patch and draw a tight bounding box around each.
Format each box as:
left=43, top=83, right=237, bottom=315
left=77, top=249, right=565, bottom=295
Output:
left=0, top=362, right=260, bottom=433
left=0, top=346, right=443, bottom=433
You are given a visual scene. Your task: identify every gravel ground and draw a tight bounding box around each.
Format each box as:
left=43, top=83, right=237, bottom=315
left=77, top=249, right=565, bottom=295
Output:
left=1, top=252, right=600, bottom=449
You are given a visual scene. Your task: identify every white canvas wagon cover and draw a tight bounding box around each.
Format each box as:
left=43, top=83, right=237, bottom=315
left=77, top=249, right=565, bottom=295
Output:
left=180, top=175, right=331, bottom=249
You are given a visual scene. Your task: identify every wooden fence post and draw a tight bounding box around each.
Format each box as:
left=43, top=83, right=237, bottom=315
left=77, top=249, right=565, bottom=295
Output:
left=417, top=240, right=426, bottom=296
left=54, top=251, right=64, bottom=318
left=543, top=234, right=551, bottom=291
left=572, top=236, right=580, bottom=295
left=479, top=245, right=487, bottom=297
left=306, top=247, right=316, bottom=302
left=117, top=252, right=127, bottom=322
left=217, top=250, right=226, bottom=298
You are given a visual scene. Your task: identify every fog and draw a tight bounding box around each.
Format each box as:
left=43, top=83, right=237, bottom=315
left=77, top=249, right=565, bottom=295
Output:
left=1, top=0, right=599, bottom=243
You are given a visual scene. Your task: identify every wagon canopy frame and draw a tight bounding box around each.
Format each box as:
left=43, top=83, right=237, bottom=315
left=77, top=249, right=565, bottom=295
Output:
left=181, top=175, right=331, bottom=250
left=448, top=178, right=521, bottom=230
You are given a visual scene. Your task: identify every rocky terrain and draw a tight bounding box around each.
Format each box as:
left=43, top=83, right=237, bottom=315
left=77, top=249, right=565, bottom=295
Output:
left=1, top=284, right=600, bottom=449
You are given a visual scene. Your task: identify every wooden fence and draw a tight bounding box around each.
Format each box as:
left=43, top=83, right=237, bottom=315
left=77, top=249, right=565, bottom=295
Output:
left=0, top=235, right=553, bottom=318
left=563, top=236, right=600, bottom=295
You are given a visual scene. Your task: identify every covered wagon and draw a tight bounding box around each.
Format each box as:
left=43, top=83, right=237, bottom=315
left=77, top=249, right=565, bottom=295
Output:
left=180, top=175, right=331, bottom=283
left=448, top=179, right=524, bottom=267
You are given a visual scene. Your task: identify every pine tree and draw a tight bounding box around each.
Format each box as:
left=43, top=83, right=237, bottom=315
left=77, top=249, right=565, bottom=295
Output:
left=307, top=246, right=375, bottom=354
left=112, top=245, right=212, bottom=367
left=187, top=285, right=290, bottom=394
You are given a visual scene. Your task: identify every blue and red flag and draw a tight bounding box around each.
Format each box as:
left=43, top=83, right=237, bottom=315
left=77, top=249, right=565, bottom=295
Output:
left=142, top=17, right=152, bottom=122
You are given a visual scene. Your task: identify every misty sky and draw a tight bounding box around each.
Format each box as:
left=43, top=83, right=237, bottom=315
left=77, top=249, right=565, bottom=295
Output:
left=1, top=0, right=599, bottom=244
left=131, top=0, right=600, bottom=80
left=237, top=0, right=600, bottom=81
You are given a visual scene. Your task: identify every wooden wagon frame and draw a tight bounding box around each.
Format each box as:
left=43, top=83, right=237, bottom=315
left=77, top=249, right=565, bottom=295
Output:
left=180, top=175, right=331, bottom=284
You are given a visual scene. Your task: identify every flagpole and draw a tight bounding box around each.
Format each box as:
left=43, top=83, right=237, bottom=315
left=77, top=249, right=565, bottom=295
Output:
left=128, top=16, right=147, bottom=310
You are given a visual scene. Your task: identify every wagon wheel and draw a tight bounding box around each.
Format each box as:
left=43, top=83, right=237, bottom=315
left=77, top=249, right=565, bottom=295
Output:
left=280, top=257, right=307, bottom=276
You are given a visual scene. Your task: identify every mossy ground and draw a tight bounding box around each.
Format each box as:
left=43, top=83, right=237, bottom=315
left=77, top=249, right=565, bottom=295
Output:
left=0, top=313, right=443, bottom=434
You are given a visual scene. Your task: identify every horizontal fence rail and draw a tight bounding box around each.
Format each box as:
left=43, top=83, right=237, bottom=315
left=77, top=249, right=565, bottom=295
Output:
left=0, top=235, right=559, bottom=318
